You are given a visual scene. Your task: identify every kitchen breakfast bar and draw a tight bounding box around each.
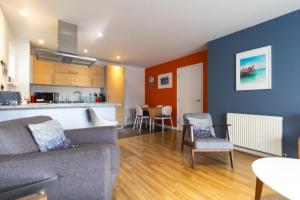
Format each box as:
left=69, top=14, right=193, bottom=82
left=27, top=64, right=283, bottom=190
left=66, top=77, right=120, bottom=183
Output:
left=0, top=103, right=120, bottom=129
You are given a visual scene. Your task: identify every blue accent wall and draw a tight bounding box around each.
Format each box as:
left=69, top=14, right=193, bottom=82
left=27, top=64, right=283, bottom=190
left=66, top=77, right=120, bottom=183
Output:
left=208, top=10, right=300, bottom=158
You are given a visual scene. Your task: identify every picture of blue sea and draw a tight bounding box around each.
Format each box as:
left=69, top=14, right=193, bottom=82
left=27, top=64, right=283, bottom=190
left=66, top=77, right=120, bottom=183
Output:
left=240, top=54, right=266, bottom=84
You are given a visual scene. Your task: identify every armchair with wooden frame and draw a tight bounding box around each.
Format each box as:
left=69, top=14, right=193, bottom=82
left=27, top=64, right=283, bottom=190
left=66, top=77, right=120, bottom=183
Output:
left=181, top=113, right=234, bottom=168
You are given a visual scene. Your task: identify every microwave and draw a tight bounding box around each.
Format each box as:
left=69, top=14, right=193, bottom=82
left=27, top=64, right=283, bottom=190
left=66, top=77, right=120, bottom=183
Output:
left=34, top=92, right=59, bottom=103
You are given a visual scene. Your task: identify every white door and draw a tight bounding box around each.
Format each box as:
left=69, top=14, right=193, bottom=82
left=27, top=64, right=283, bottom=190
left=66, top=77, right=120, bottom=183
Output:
left=177, top=63, right=203, bottom=130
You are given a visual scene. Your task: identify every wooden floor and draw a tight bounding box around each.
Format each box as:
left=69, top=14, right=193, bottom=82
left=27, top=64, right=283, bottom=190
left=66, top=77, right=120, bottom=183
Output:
left=112, top=130, right=286, bottom=200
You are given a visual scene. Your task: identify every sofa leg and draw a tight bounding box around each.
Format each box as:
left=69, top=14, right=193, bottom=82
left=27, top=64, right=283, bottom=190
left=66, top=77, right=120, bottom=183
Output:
left=191, top=149, right=195, bottom=168
left=229, top=150, right=234, bottom=169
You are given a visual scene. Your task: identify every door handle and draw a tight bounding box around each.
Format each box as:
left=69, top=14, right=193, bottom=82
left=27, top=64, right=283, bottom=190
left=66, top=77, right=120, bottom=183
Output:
left=195, top=99, right=201, bottom=102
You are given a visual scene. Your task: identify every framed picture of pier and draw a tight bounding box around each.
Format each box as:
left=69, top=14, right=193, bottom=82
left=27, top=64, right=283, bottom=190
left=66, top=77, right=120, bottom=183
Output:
left=236, top=46, right=272, bottom=91
left=158, top=72, right=172, bottom=89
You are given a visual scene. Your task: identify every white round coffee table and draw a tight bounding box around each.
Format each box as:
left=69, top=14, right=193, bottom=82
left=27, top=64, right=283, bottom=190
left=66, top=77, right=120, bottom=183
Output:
left=252, top=157, right=300, bottom=200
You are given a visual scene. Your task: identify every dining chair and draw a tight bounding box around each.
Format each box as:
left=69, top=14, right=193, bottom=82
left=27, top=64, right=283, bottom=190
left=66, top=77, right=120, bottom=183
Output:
left=153, top=106, right=174, bottom=132
left=182, top=113, right=234, bottom=168
left=133, top=105, right=150, bottom=133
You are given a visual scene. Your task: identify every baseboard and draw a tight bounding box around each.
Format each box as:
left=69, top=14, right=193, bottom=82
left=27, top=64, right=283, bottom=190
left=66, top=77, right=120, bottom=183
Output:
left=233, top=146, right=281, bottom=158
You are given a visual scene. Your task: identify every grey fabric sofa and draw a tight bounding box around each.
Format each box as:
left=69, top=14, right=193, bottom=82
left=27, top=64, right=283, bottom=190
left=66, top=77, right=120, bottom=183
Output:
left=0, top=116, right=120, bottom=200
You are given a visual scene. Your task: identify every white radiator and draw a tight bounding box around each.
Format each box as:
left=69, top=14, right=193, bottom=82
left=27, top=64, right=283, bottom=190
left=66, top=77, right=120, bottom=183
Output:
left=227, top=113, right=283, bottom=156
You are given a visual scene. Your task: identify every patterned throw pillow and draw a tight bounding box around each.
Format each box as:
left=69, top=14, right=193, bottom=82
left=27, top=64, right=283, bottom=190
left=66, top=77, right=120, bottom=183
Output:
left=187, top=117, right=213, bottom=138
left=192, top=125, right=212, bottom=138
left=28, top=119, right=72, bottom=152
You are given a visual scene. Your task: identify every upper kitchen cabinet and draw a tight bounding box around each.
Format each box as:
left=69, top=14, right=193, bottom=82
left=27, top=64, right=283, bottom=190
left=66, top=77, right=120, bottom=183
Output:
left=89, top=65, right=105, bottom=88
left=107, top=65, right=125, bottom=124
left=55, top=63, right=89, bottom=76
left=54, top=73, right=90, bottom=87
left=54, top=63, right=90, bottom=87
left=32, top=57, right=55, bottom=85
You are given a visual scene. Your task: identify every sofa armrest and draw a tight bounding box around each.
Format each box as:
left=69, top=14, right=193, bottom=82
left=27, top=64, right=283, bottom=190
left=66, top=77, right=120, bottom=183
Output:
left=0, top=145, right=112, bottom=200
left=64, top=126, right=117, bottom=145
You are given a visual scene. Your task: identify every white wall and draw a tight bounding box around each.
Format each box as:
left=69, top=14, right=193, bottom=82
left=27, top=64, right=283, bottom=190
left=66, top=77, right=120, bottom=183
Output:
left=0, top=8, right=30, bottom=98
left=0, top=8, right=13, bottom=90
left=124, top=65, right=145, bottom=126
left=14, top=38, right=30, bottom=98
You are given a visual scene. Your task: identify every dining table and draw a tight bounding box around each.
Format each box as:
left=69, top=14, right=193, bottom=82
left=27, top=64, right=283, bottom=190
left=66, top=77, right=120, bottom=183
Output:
left=143, top=107, right=162, bottom=131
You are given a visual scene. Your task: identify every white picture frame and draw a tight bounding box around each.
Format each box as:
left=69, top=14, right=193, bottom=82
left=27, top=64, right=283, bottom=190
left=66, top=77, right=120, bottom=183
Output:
left=236, top=45, right=272, bottom=91
left=158, top=72, right=172, bottom=89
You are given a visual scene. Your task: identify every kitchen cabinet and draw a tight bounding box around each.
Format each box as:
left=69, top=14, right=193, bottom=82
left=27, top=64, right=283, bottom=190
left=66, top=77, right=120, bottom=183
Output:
left=32, top=56, right=105, bottom=88
left=90, top=65, right=105, bottom=88
left=54, top=63, right=90, bottom=87
left=107, top=65, right=125, bottom=124
left=55, top=63, right=89, bottom=76
left=54, top=73, right=90, bottom=87
left=32, top=57, right=55, bottom=85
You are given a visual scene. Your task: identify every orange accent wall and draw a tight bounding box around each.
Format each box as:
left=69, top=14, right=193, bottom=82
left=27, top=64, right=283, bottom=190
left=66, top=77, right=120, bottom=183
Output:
left=145, top=50, right=208, bottom=126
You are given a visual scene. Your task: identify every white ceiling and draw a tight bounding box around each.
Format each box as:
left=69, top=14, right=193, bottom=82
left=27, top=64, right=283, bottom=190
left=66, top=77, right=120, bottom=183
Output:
left=1, top=0, right=300, bottom=67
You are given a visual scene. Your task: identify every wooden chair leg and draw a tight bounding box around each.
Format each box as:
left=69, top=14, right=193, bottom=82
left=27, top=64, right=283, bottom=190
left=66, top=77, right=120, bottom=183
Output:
left=229, top=150, right=234, bottom=169
left=181, top=126, right=186, bottom=152
left=161, top=119, right=164, bottom=132
left=181, top=141, right=184, bottom=153
left=255, top=177, right=263, bottom=200
left=191, top=149, right=195, bottom=168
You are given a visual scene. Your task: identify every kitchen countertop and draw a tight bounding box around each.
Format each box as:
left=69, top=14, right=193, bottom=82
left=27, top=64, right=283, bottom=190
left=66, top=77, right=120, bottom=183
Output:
left=0, top=103, right=121, bottom=110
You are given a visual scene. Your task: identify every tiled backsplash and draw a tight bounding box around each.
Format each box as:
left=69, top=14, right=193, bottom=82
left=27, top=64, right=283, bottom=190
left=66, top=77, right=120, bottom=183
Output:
left=30, top=84, right=103, bottom=102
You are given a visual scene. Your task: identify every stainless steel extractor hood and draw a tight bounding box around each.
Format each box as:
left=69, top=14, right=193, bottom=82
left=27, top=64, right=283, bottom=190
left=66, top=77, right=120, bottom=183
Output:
left=34, top=20, right=97, bottom=66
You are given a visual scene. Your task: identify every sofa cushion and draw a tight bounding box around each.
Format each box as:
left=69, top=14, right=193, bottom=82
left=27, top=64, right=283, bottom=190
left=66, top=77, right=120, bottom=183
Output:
left=0, top=116, right=52, bottom=155
left=28, top=119, right=72, bottom=152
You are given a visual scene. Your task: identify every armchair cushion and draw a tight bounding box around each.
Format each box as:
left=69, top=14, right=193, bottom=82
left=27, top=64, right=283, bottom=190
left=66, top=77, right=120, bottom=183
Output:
left=194, top=138, right=233, bottom=150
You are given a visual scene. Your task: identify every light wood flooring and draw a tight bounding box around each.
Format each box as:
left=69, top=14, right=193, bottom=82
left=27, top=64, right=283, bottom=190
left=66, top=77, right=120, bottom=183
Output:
left=112, top=130, right=286, bottom=200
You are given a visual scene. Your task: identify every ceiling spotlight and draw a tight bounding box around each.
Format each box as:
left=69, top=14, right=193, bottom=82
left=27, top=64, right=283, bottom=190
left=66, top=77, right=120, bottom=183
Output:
left=84, top=49, right=88, bottom=53
left=20, top=10, right=28, bottom=17
left=97, top=32, right=103, bottom=37
left=38, top=39, right=44, bottom=44
left=116, top=56, right=121, bottom=60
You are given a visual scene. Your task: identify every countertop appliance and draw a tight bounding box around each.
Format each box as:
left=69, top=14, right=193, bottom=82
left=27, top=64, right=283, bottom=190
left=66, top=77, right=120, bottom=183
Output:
left=34, top=92, right=59, bottom=103
left=0, top=91, right=21, bottom=105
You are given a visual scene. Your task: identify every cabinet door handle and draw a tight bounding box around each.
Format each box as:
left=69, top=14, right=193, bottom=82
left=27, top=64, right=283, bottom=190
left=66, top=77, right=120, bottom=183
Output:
left=68, top=70, right=79, bottom=75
